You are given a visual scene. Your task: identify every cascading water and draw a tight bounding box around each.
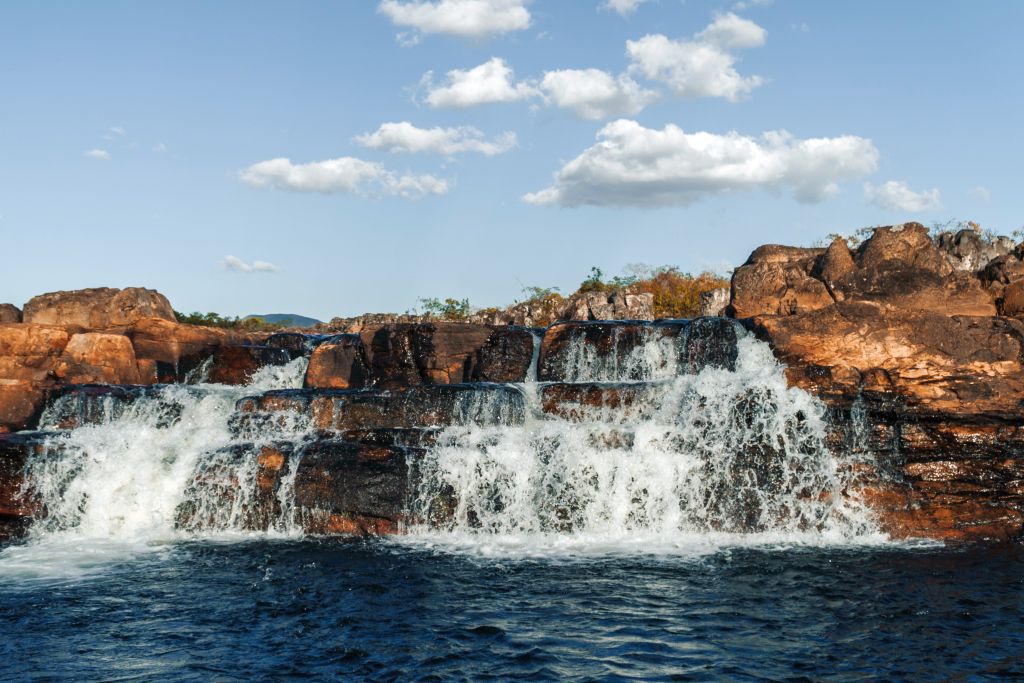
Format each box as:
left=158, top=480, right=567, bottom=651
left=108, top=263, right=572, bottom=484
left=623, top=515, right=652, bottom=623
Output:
left=405, top=325, right=884, bottom=555
left=22, top=357, right=312, bottom=545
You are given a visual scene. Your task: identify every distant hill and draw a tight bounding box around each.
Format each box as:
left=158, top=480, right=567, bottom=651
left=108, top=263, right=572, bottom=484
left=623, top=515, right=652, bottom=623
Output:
left=243, top=313, right=322, bottom=329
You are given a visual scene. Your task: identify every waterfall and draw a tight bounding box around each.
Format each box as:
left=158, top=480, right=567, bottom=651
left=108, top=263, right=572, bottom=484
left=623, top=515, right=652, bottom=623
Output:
left=4, top=319, right=887, bottom=570
left=25, top=357, right=311, bottom=542
left=405, top=329, right=883, bottom=554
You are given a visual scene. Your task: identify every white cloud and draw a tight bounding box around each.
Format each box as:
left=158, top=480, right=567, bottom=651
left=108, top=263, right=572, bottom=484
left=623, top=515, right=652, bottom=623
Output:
left=524, top=119, right=879, bottom=208
left=864, top=180, right=942, bottom=212
left=222, top=256, right=279, bottom=273
left=602, top=0, right=650, bottom=17
left=539, top=69, right=659, bottom=120
left=153, top=142, right=168, bottom=153
left=378, top=0, right=530, bottom=41
left=422, top=57, right=538, bottom=107
left=240, top=156, right=450, bottom=199
left=85, top=149, right=111, bottom=160
left=109, top=126, right=126, bottom=136
left=626, top=13, right=766, bottom=101
left=969, top=185, right=991, bottom=202
left=355, top=121, right=517, bottom=156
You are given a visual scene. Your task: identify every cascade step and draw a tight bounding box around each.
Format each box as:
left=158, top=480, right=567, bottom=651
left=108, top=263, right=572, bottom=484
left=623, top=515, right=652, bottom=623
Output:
left=538, top=317, right=745, bottom=382
left=234, top=383, right=527, bottom=433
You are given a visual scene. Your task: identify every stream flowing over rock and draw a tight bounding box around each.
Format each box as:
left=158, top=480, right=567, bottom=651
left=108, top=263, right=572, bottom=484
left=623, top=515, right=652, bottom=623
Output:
left=2, top=222, right=1024, bottom=546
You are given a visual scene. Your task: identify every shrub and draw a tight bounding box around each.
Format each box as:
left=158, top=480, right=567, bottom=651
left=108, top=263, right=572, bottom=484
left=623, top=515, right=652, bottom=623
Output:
left=173, top=311, right=286, bottom=331
left=630, top=267, right=730, bottom=319
left=419, top=297, right=471, bottom=321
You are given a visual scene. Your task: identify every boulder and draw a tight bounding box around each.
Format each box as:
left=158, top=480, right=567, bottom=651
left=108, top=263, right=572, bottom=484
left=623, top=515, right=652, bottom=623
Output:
left=304, top=335, right=369, bottom=390
left=729, top=224, right=996, bottom=318
left=53, top=333, right=143, bottom=385
left=22, top=287, right=176, bottom=330
left=935, top=228, right=1015, bottom=273
left=698, top=287, right=730, bottom=317
left=0, top=305, right=21, bottom=324
left=0, top=324, right=71, bottom=431
left=729, top=245, right=833, bottom=318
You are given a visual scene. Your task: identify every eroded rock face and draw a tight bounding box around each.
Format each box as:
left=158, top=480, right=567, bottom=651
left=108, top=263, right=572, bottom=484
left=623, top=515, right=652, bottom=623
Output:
left=206, top=345, right=290, bottom=385
left=22, top=287, right=176, bottom=330
left=54, top=333, right=143, bottom=385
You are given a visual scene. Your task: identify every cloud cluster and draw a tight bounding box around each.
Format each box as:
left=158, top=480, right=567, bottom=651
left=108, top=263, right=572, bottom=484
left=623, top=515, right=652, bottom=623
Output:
left=422, top=57, right=537, bottom=107
left=420, top=13, right=768, bottom=118
left=240, top=156, right=449, bottom=199
left=356, top=122, right=517, bottom=156
left=84, top=149, right=111, bottom=161
left=222, top=256, right=279, bottom=273
left=626, top=13, right=766, bottom=100
left=378, top=0, right=530, bottom=42
left=524, top=120, right=879, bottom=207
left=864, top=180, right=942, bottom=212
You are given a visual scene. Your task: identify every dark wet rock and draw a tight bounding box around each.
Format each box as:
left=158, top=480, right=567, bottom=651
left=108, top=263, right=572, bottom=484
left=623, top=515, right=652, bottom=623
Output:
left=0, top=431, right=61, bottom=537
left=540, top=383, right=664, bottom=421
left=293, top=439, right=415, bottom=535
left=303, top=324, right=535, bottom=390
left=205, top=345, right=291, bottom=385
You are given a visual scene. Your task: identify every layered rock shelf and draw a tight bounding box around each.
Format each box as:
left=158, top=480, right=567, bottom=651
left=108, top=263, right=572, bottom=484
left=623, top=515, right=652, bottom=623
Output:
left=3, top=222, right=1024, bottom=543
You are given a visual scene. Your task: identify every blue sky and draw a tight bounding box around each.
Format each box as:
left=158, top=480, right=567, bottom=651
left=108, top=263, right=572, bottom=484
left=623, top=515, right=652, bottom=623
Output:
left=1, top=1, right=1021, bottom=320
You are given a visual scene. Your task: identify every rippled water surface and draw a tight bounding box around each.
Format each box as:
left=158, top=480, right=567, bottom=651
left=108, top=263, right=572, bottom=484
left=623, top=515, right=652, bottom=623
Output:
left=1, top=540, right=1021, bottom=681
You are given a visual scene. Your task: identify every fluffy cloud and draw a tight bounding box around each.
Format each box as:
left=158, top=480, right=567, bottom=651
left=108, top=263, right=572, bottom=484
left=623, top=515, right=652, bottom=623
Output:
left=84, top=149, right=111, bottom=160
left=240, top=156, right=450, bottom=199
left=602, top=0, right=650, bottom=16
left=355, top=121, right=517, bottom=156
left=378, top=0, right=530, bottom=40
left=222, top=256, right=279, bottom=273
left=422, top=57, right=537, bottom=107
left=864, top=180, right=942, bottom=212
left=523, top=119, right=879, bottom=207
left=627, top=13, right=766, bottom=101
left=539, top=69, right=658, bottom=120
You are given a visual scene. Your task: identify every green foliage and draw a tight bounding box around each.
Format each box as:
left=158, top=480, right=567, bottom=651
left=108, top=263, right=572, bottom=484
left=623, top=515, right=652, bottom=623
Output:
left=418, top=297, right=471, bottom=321
left=578, top=266, right=639, bottom=293
left=173, top=311, right=285, bottom=331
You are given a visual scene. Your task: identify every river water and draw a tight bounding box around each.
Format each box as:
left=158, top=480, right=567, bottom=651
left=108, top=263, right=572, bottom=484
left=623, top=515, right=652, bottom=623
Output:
left=0, top=539, right=1021, bottom=680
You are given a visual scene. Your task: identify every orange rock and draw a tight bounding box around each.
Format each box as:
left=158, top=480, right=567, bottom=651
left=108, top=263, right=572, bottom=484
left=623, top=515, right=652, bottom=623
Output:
left=22, top=287, right=176, bottom=330
left=54, top=333, right=142, bottom=385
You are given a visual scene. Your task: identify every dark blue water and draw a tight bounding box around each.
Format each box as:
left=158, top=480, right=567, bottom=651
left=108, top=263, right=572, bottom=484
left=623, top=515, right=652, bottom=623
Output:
left=1, top=539, right=1021, bottom=681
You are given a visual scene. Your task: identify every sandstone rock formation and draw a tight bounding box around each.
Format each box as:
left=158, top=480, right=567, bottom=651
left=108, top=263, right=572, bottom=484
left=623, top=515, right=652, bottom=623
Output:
left=23, top=287, right=176, bottom=330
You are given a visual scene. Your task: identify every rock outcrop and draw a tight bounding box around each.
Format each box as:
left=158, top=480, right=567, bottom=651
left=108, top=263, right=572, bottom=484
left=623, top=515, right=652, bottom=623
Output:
left=732, top=223, right=1024, bottom=541
left=22, top=287, right=176, bottom=330
left=0, top=305, right=21, bottom=324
